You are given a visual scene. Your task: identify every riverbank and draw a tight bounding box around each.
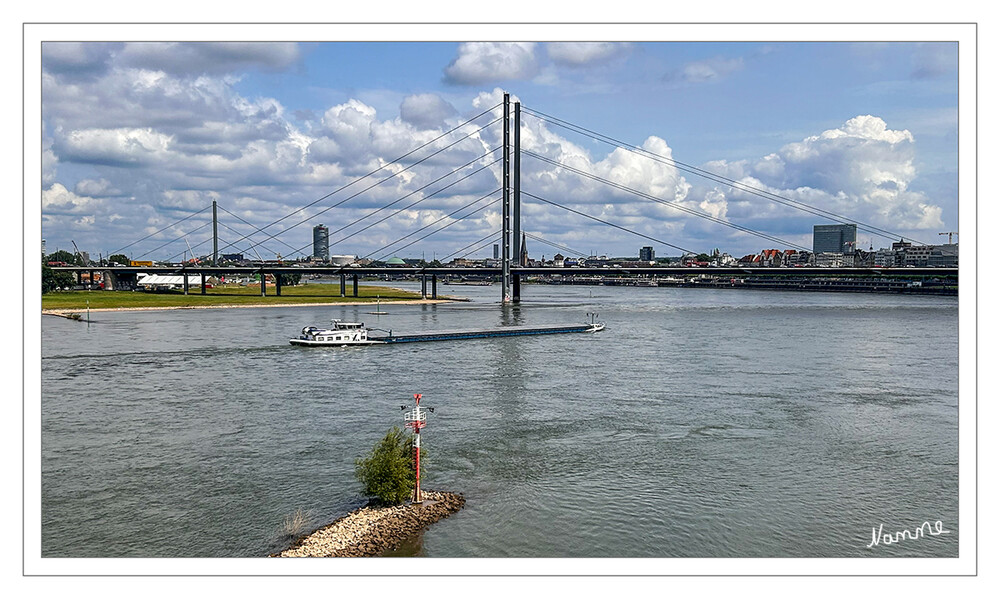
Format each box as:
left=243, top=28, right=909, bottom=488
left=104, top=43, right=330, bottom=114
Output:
left=42, top=297, right=457, bottom=316
left=41, top=284, right=463, bottom=313
left=275, top=491, right=466, bottom=557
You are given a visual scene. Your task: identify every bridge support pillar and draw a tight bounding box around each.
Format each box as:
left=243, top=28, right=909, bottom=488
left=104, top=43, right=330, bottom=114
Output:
left=340, top=274, right=346, bottom=297
left=183, top=274, right=189, bottom=295
left=432, top=275, right=437, bottom=300
left=275, top=273, right=282, bottom=296
left=421, top=275, right=427, bottom=299
left=260, top=271, right=266, bottom=296
left=352, top=274, right=358, bottom=297
left=513, top=274, right=520, bottom=303
left=201, top=273, right=206, bottom=295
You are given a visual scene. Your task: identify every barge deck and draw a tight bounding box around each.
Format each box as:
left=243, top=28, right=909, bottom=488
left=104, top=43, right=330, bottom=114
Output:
left=372, top=323, right=604, bottom=344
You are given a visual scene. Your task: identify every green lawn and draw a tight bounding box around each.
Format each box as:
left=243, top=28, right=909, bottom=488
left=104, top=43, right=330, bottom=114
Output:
left=42, top=283, right=428, bottom=310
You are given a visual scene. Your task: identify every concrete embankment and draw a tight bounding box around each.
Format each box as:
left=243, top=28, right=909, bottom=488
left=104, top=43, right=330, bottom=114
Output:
left=275, top=490, right=465, bottom=557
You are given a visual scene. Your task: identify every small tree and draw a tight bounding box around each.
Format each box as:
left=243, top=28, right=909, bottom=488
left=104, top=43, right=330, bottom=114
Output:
left=278, top=272, right=301, bottom=287
left=42, top=265, right=76, bottom=293
left=46, top=250, right=83, bottom=266
left=354, top=426, right=424, bottom=505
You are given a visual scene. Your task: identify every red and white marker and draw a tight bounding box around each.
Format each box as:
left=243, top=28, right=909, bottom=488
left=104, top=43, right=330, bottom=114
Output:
left=403, top=393, right=430, bottom=502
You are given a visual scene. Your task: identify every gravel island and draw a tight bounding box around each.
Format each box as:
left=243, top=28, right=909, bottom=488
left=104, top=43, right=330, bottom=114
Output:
left=275, top=491, right=465, bottom=557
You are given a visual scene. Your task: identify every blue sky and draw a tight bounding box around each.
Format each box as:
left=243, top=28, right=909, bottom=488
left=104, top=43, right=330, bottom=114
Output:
left=41, top=39, right=959, bottom=261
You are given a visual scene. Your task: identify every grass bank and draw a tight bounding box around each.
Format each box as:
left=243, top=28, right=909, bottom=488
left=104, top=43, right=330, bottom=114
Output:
left=42, top=283, right=431, bottom=311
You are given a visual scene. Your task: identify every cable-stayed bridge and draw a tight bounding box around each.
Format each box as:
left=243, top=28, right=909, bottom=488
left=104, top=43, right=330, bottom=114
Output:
left=51, top=93, right=957, bottom=301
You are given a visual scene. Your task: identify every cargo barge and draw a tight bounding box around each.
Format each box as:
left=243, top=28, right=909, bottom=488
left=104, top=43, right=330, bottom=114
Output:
left=290, top=319, right=604, bottom=347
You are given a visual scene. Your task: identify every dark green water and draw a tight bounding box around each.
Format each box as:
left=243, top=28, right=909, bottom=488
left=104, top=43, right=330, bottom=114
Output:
left=40, top=283, right=959, bottom=557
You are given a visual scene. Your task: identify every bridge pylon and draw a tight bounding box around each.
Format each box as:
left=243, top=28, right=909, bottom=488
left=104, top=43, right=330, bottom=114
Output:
left=502, top=93, right=511, bottom=303
left=501, top=93, right=522, bottom=304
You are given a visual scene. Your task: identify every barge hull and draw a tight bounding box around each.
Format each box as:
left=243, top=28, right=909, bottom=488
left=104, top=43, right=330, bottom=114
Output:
left=375, top=324, right=600, bottom=344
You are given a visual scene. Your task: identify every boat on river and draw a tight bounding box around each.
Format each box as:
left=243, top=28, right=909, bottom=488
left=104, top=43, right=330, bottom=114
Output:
left=290, top=318, right=604, bottom=347
left=289, top=320, right=382, bottom=346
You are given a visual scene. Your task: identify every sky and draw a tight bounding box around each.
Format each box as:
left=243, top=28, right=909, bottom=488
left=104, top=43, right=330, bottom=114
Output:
left=39, top=39, right=960, bottom=262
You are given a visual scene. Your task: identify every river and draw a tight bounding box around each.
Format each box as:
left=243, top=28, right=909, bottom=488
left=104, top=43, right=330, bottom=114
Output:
left=40, top=282, right=959, bottom=557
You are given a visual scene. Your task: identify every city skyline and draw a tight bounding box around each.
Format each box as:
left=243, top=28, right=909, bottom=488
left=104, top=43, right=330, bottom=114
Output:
left=40, top=35, right=960, bottom=264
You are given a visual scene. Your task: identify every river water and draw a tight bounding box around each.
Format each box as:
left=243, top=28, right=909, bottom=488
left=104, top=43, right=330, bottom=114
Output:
left=40, top=283, right=959, bottom=558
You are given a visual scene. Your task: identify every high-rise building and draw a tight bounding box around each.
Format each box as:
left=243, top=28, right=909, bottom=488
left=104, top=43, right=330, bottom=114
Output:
left=312, top=224, right=330, bottom=261
left=493, top=244, right=499, bottom=260
left=813, top=224, right=857, bottom=254
left=639, top=246, right=654, bottom=261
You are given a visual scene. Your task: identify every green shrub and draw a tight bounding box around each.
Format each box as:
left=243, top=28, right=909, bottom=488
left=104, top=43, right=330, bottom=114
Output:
left=354, top=426, right=424, bottom=505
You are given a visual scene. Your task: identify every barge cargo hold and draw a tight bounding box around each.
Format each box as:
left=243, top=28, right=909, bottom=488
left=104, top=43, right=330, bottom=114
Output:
left=373, top=322, right=604, bottom=344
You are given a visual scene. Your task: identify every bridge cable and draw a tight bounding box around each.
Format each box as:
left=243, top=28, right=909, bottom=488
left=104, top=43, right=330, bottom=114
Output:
left=373, top=196, right=502, bottom=262
left=280, top=150, right=503, bottom=259
left=212, top=114, right=502, bottom=257
left=521, top=106, right=927, bottom=246
left=109, top=205, right=212, bottom=257
left=134, top=220, right=214, bottom=261
left=216, top=204, right=302, bottom=255
left=111, top=106, right=500, bottom=259
left=366, top=189, right=501, bottom=260
left=523, top=149, right=811, bottom=252
left=440, top=230, right=502, bottom=262
left=523, top=232, right=589, bottom=258
left=167, top=218, right=291, bottom=263
left=521, top=191, right=697, bottom=255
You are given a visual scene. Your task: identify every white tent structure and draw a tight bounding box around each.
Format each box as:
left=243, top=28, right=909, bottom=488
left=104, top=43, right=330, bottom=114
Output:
left=136, top=274, right=204, bottom=289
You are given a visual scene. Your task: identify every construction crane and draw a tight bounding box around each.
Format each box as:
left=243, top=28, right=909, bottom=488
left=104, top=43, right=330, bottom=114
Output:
left=71, top=240, right=83, bottom=265
left=939, top=232, right=958, bottom=244
left=183, top=238, right=200, bottom=264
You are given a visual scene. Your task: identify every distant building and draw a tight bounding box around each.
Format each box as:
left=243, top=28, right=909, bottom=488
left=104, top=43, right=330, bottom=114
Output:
left=904, top=244, right=958, bottom=267
left=785, top=250, right=811, bottom=266
left=328, top=255, right=355, bottom=266
left=760, top=249, right=783, bottom=267
left=815, top=252, right=847, bottom=267
left=639, top=246, right=654, bottom=262
left=519, top=233, right=528, bottom=266
left=813, top=224, right=857, bottom=254
left=493, top=244, right=499, bottom=260
left=872, top=240, right=957, bottom=267
left=312, top=224, right=330, bottom=261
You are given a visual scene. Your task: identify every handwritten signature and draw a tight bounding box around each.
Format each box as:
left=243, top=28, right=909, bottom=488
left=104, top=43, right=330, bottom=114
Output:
left=867, top=520, right=950, bottom=548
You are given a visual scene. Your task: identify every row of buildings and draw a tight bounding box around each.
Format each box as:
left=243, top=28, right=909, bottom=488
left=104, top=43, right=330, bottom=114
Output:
left=809, top=223, right=958, bottom=268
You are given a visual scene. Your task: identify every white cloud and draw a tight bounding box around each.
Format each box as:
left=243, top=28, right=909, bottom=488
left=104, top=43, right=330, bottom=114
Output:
left=546, top=42, right=631, bottom=66
left=74, top=178, right=121, bottom=197
left=676, top=56, right=745, bottom=83
left=400, top=93, right=458, bottom=129
left=42, top=139, right=58, bottom=186
left=687, top=115, right=943, bottom=237
left=42, top=183, right=97, bottom=214
left=58, top=127, right=174, bottom=166
left=118, top=42, right=301, bottom=75
left=444, top=43, right=539, bottom=85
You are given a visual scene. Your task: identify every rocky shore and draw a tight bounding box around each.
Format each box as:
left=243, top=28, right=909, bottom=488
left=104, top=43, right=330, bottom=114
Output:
left=275, top=490, right=465, bottom=557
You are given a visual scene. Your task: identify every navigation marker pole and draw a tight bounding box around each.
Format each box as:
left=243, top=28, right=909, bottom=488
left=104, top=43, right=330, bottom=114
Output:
left=403, top=393, right=433, bottom=503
